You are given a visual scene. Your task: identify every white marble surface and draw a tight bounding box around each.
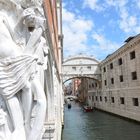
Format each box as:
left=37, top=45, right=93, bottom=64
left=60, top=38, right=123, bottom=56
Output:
left=0, top=0, right=47, bottom=139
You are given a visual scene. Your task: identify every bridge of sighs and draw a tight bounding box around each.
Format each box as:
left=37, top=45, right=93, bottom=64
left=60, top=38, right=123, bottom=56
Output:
left=62, top=54, right=101, bottom=83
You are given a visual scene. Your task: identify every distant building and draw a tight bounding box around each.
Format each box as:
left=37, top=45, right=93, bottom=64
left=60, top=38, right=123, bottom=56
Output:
left=72, top=78, right=81, bottom=96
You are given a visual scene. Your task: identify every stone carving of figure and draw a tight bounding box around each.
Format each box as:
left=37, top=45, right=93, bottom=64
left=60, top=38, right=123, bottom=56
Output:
left=0, top=0, right=47, bottom=140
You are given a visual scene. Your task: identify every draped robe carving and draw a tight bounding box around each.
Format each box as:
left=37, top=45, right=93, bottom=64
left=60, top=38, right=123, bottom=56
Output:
left=0, top=0, right=47, bottom=140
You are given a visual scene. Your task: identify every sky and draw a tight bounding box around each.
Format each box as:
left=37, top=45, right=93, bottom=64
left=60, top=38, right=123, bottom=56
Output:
left=62, top=0, right=140, bottom=61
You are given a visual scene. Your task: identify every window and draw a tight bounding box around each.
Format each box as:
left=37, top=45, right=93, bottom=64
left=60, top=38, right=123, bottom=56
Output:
left=130, top=51, right=135, bottom=59
left=111, top=78, right=114, bottom=84
left=104, top=96, right=107, bottom=102
left=120, top=97, right=125, bottom=104
left=72, top=67, right=76, bottom=70
left=110, top=63, right=113, bottom=69
left=111, top=97, right=115, bottom=103
left=132, top=98, right=139, bottom=106
left=103, top=67, right=106, bottom=72
left=104, top=80, right=107, bottom=86
left=100, top=96, right=102, bottom=101
left=95, top=83, right=97, bottom=87
left=92, top=83, right=94, bottom=88
left=92, top=96, right=94, bottom=101
left=87, top=66, right=91, bottom=70
left=120, top=75, right=123, bottom=82
left=131, top=71, right=137, bottom=80
left=96, top=96, right=98, bottom=101
left=118, top=58, right=122, bottom=65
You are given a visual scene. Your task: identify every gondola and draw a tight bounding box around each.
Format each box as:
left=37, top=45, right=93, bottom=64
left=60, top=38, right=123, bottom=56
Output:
left=68, top=103, right=71, bottom=109
left=83, top=105, right=93, bottom=112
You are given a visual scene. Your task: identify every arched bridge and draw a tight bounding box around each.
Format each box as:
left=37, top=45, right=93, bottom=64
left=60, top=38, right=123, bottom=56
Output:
left=62, top=54, right=101, bottom=83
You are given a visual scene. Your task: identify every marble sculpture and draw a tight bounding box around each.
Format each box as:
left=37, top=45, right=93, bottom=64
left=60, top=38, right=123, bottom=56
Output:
left=0, top=0, right=47, bottom=140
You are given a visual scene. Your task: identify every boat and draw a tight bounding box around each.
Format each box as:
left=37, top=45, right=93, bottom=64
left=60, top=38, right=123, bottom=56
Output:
left=68, top=103, right=71, bottom=109
left=83, top=105, right=93, bottom=112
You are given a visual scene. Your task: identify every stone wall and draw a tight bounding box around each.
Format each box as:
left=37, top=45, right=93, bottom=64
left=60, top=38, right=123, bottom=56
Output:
left=88, top=34, right=140, bottom=122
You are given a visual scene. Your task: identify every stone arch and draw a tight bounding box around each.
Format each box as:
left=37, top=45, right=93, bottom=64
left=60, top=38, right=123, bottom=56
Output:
left=62, top=54, right=101, bottom=83
left=63, top=76, right=100, bottom=84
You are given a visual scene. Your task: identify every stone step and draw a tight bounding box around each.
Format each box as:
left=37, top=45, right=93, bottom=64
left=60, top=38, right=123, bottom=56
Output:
left=42, top=122, right=55, bottom=140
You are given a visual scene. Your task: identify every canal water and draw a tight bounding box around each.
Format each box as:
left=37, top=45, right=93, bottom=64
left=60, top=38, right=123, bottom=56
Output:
left=62, top=101, right=140, bottom=140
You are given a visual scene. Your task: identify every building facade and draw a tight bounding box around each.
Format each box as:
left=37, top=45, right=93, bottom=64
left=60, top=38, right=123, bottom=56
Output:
left=72, top=78, right=81, bottom=96
left=43, top=0, right=64, bottom=139
left=62, top=54, right=100, bottom=103
left=87, top=34, right=140, bottom=122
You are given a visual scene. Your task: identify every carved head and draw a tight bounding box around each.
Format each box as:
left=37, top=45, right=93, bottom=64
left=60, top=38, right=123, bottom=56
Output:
left=23, top=8, right=36, bottom=31
left=23, top=7, right=45, bottom=31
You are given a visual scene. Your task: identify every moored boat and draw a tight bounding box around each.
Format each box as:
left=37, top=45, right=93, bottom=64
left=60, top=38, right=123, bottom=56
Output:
left=83, top=105, right=93, bottom=112
left=68, top=103, right=71, bottom=109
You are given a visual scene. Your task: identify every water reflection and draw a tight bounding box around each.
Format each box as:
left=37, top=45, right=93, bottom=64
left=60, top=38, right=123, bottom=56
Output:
left=62, top=102, right=140, bottom=140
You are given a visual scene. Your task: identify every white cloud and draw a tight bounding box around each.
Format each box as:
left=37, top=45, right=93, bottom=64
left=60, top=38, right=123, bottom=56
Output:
left=114, top=1, right=138, bottom=33
left=62, top=7, right=94, bottom=58
left=62, top=0, right=140, bottom=60
left=83, top=0, right=140, bottom=34
left=120, top=15, right=137, bottom=33
left=134, top=0, right=140, bottom=9
left=105, top=0, right=140, bottom=34
left=92, top=33, right=120, bottom=52
left=105, top=0, right=128, bottom=7
left=83, top=0, right=104, bottom=12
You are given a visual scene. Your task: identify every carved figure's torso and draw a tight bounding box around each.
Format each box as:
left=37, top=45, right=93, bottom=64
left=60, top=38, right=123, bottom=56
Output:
left=0, top=16, right=21, bottom=58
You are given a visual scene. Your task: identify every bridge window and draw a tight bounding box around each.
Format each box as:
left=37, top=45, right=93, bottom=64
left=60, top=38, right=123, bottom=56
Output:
left=72, top=67, right=76, bottom=70
left=120, top=97, right=125, bottom=104
left=87, top=66, right=91, bottom=70
left=132, top=98, right=139, bottom=106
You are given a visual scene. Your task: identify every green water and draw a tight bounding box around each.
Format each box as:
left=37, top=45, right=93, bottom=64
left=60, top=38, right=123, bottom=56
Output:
left=62, top=102, right=140, bottom=140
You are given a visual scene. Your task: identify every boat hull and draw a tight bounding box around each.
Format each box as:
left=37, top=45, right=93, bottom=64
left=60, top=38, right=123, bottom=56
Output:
left=83, top=106, right=93, bottom=112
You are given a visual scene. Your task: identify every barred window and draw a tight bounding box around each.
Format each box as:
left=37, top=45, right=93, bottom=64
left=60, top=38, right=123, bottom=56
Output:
left=111, top=78, right=114, bottom=84
left=118, top=58, right=122, bottom=65
left=111, top=97, right=114, bottom=103
left=120, top=75, right=123, bottom=82
left=103, top=67, right=106, bottom=72
left=120, top=97, right=125, bottom=104
left=132, top=98, right=139, bottom=106
left=104, top=96, right=107, bottom=102
left=110, top=63, right=113, bottom=69
left=131, top=71, right=137, bottom=80
left=130, top=51, right=135, bottom=60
